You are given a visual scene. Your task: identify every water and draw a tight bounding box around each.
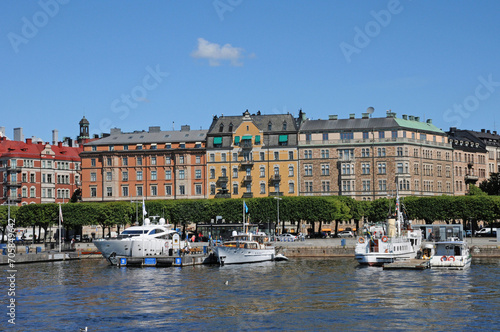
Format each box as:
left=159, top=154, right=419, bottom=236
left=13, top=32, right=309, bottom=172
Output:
left=4, top=257, right=500, bottom=331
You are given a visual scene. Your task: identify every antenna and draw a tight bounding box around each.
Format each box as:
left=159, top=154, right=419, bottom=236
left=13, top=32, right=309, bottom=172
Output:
left=366, top=107, right=374, bottom=118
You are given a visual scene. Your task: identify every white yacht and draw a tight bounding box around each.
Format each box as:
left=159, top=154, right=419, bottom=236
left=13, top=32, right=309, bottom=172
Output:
left=214, top=232, right=276, bottom=265
left=355, top=194, right=422, bottom=266
left=429, top=240, right=471, bottom=269
left=94, top=219, right=187, bottom=265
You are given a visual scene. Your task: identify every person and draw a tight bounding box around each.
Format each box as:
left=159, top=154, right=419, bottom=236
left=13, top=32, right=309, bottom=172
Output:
left=191, top=235, right=196, bottom=242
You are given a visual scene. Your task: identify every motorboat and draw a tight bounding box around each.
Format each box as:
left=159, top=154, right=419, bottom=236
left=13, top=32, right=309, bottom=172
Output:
left=355, top=193, right=422, bottom=266
left=94, top=219, right=187, bottom=265
left=214, top=232, right=277, bottom=265
left=429, top=240, right=471, bottom=269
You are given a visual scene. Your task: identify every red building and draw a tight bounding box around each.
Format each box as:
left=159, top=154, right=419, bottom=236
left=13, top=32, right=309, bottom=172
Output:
left=0, top=137, right=83, bottom=206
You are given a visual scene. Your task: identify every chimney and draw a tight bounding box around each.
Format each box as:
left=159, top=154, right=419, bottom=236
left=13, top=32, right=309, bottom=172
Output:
left=362, top=113, right=369, bottom=119
left=26, top=138, right=32, bottom=144
left=58, top=142, right=63, bottom=148
left=181, top=125, right=190, bottom=131
left=415, top=116, right=420, bottom=122
left=329, top=115, right=338, bottom=120
left=52, top=129, right=58, bottom=145
left=149, top=126, right=161, bottom=133
left=494, top=131, right=498, bottom=135
left=349, top=113, right=355, bottom=119
left=426, top=119, right=432, bottom=124
left=487, top=130, right=491, bottom=134
left=402, top=114, right=408, bottom=120
left=0, top=126, right=5, bottom=137
left=110, top=128, right=122, bottom=135
left=481, top=129, right=486, bottom=133
left=14, top=127, right=24, bottom=142
left=409, top=115, right=415, bottom=121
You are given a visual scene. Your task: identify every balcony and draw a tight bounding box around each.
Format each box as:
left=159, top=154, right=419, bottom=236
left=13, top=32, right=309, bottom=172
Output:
left=239, top=140, right=253, bottom=150
left=5, top=181, right=22, bottom=187
left=269, top=174, right=281, bottom=184
left=5, top=165, right=21, bottom=172
left=215, top=188, right=231, bottom=199
left=268, top=191, right=283, bottom=197
left=216, top=176, right=229, bottom=186
left=464, top=174, right=479, bottom=183
left=242, top=175, right=252, bottom=183
left=242, top=192, right=253, bottom=198
left=240, top=159, right=254, bottom=167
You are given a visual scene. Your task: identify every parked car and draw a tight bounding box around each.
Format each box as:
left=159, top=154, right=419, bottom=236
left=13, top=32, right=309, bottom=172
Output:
left=337, top=231, right=354, bottom=238
left=278, top=233, right=297, bottom=242
left=475, top=228, right=497, bottom=237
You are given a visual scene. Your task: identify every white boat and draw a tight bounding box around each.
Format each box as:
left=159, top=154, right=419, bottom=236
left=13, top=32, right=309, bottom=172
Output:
left=355, top=193, right=422, bottom=266
left=213, top=232, right=276, bottom=265
left=94, top=220, right=187, bottom=265
left=429, top=240, right=471, bottom=269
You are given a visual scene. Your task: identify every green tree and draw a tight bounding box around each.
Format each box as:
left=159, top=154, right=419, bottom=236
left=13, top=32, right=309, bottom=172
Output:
left=480, top=172, right=500, bottom=195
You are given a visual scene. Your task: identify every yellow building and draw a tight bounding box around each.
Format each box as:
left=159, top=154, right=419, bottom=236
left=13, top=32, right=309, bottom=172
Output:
left=206, top=110, right=299, bottom=198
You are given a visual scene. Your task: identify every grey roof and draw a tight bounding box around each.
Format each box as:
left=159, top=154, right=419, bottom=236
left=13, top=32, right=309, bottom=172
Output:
left=208, top=111, right=298, bottom=135
left=300, top=117, right=444, bottom=134
left=446, top=129, right=487, bottom=152
left=85, top=128, right=207, bottom=146
left=468, top=129, right=500, bottom=147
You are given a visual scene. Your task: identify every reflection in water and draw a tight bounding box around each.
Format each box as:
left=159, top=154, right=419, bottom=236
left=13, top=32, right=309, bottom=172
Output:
left=7, top=258, right=500, bottom=331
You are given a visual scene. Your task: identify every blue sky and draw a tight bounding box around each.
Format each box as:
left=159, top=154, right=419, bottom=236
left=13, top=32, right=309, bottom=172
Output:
left=2, top=0, right=500, bottom=142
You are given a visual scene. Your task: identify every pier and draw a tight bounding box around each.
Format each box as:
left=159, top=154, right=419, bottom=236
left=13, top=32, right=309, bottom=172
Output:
left=383, top=259, right=430, bottom=270
left=116, top=253, right=216, bottom=267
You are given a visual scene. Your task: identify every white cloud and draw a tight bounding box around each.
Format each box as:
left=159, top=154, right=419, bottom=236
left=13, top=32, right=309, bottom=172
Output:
left=191, top=38, right=246, bottom=66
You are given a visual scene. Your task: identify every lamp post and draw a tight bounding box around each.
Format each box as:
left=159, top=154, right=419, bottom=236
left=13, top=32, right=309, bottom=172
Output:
left=274, top=184, right=282, bottom=235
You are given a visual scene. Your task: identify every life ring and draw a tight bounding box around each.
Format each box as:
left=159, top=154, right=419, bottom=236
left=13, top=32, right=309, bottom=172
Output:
left=381, top=236, right=388, bottom=243
left=448, top=256, right=455, bottom=262
left=358, top=237, right=365, bottom=244
left=440, top=256, right=447, bottom=262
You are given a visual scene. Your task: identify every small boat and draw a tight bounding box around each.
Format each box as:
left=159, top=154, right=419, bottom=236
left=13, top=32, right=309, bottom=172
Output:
left=429, top=240, right=471, bottom=269
left=214, top=232, right=276, bottom=265
left=93, top=219, right=187, bottom=265
left=355, top=192, right=422, bottom=266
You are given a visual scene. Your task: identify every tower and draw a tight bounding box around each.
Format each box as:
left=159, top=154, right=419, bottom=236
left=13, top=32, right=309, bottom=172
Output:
left=78, top=116, right=90, bottom=141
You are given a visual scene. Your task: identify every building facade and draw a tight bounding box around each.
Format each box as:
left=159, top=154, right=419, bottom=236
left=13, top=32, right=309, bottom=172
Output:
left=206, top=110, right=299, bottom=199
left=0, top=137, right=82, bottom=205
left=298, top=111, right=455, bottom=200
left=80, top=125, right=207, bottom=202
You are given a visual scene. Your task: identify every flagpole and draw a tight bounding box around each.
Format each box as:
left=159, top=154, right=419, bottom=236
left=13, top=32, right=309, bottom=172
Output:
left=58, top=203, right=62, bottom=253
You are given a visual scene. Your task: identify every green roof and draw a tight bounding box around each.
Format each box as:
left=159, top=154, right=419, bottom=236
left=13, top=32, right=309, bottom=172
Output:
left=394, top=118, right=443, bottom=133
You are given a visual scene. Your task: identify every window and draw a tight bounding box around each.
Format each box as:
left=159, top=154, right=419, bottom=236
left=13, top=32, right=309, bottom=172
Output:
left=392, top=131, right=398, bottom=139
left=260, top=166, right=265, bottom=178
left=322, top=181, right=330, bottom=193
left=233, top=153, right=238, bottom=161
left=179, top=185, right=185, bottom=195
left=106, top=172, right=112, bottom=181
left=210, top=169, right=215, bottom=179
left=151, top=156, right=157, bottom=165
left=151, top=170, right=157, bottom=181
left=166, top=170, right=171, bottom=180
left=195, top=169, right=202, bottom=179
left=91, top=172, right=96, bottom=182
left=124, top=145, right=128, bottom=151
left=122, top=157, right=128, bottom=166
left=107, top=157, right=112, bottom=166
left=30, top=187, right=35, bottom=198
left=121, top=171, right=128, bottom=181
left=209, top=154, right=215, bottom=162
left=195, top=184, right=202, bottom=195
left=260, top=183, right=266, bottom=194
left=137, top=186, right=143, bottom=197
left=106, top=187, right=112, bottom=197
left=166, top=156, right=171, bottom=164
left=221, top=168, right=227, bottom=177
left=233, top=167, right=238, bottom=178
left=268, top=121, right=272, bottom=130
left=305, top=165, right=313, bottom=176
left=137, top=156, right=142, bottom=166
left=305, top=133, right=311, bottom=142
left=179, top=170, right=185, bottom=179
left=397, top=163, right=404, bottom=174
left=179, top=156, right=185, bottom=164
left=196, top=156, right=201, bottom=164
left=289, top=166, right=294, bottom=177
left=321, top=164, right=330, bottom=176
left=151, top=185, right=157, bottom=196
left=378, top=180, right=387, bottom=191
left=137, top=171, right=143, bottom=181
left=122, top=187, right=129, bottom=197
left=260, top=152, right=265, bottom=161
left=233, top=183, right=238, bottom=195
left=22, top=187, right=27, bottom=198
left=340, top=132, right=353, bottom=140
left=322, top=132, right=328, bottom=141
left=289, top=151, right=294, bottom=160
left=377, top=148, right=386, bottom=157
left=91, top=159, right=96, bottom=167
left=289, top=182, right=295, bottom=193
left=304, top=150, right=312, bottom=159
left=362, top=163, right=370, bottom=174
left=378, top=163, right=386, bottom=174
left=362, top=180, right=370, bottom=192
left=30, top=173, right=35, bottom=183
left=90, top=187, right=97, bottom=197
left=363, top=132, right=369, bottom=140
left=397, top=147, right=403, bottom=156
left=166, top=185, right=172, bottom=196
left=274, top=152, right=279, bottom=160
left=305, top=181, right=313, bottom=193
left=379, top=131, right=385, bottom=139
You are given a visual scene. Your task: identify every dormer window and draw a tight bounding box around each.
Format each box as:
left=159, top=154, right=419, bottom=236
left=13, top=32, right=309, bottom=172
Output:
left=268, top=121, right=272, bottom=130
left=229, top=123, right=233, bottom=132
left=219, top=123, right=224, bottom=132
left=283, top=122, right=287, bottom=131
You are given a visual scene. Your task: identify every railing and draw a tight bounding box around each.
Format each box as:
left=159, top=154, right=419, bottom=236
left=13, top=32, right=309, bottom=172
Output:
left=242, top=175, right=252, bottom=183
left=269, top=174, right=281, bottom=182
left=242, top=192, right=253, bottom=198
left=300, top=137, right=452, bottom=148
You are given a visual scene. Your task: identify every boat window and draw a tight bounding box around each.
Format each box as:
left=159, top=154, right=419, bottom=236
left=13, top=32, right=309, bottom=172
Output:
left=120, top=230, right=146, bottom=236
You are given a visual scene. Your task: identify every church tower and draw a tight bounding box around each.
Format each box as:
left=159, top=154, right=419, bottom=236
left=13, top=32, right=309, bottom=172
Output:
left=78, top=116, right=90, bottom=142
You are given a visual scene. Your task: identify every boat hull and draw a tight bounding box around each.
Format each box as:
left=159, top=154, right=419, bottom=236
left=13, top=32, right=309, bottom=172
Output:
left=429, top=256, right=471, bottom=270
left=355, top=251, right=416, bottom=266
left=214, top=246, right=276, bottom=265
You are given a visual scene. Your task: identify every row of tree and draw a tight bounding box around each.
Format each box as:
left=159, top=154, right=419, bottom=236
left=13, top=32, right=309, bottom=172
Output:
left=2, top=193, right=500, bottom=244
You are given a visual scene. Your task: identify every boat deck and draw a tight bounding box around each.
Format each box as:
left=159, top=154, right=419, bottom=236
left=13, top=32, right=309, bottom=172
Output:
left=383, top=259, right=430, bottom=270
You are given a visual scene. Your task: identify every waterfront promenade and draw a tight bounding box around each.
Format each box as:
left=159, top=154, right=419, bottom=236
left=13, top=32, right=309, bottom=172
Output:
left=1, top=236, right=499, bottom=265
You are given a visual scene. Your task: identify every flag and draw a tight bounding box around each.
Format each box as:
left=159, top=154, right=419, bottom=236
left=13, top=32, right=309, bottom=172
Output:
left=244, top=201, right=248, bottom=213
left=59, top=204, right=64, bottom=224
left=142, top=198, right=147, bottom=216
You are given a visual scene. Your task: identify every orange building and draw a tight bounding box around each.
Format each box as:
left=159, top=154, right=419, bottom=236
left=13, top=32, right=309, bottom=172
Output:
left=80, top=125, right=207, bottom=202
